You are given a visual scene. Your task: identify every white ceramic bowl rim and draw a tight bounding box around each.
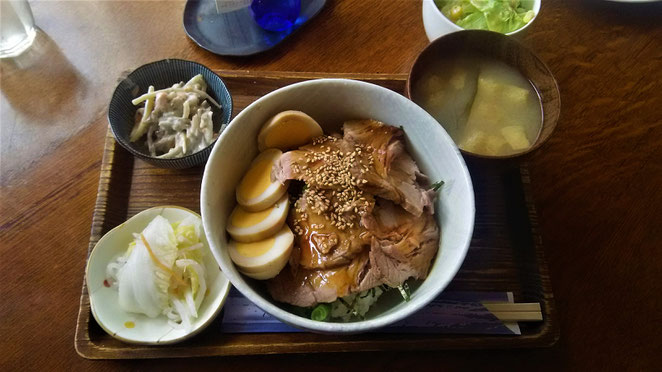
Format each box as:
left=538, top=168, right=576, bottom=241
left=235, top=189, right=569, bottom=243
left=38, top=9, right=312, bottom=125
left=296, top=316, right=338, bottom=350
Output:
left=427, top=0, right=541, bottom=36
left=201, top=78, right=475, bottom=333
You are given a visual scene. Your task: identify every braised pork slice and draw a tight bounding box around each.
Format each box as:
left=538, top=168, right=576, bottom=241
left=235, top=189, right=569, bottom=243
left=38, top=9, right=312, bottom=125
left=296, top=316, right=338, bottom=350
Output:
left=362, top=199, right=439, bottom=286
left=272, top=134, right=358, bottom=191
left=268, top=197, right=439, bottom=306
left=289, top=190, right=374, bottom=270
left=267, top=250, right=379, bottom=307
left=343, top=119, right=435, bottom=216
left=267, top=120, right=439, bottom=307
left=272, top=121, right=435, bottom=216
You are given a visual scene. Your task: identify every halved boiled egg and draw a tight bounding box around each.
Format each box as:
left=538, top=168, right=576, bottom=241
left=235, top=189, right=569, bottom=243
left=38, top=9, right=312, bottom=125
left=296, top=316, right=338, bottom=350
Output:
left=236, top=148, right=289, bottom=212
left=257, top=110, right=324, bottom=151
left=226, top=194, right=289, bottom=243
left=228, top=225, right=294, bottom=280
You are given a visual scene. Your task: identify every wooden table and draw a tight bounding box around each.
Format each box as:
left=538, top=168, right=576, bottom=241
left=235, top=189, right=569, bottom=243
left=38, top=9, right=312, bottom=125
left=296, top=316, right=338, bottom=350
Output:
left=1, top=0, right=660, bottom=370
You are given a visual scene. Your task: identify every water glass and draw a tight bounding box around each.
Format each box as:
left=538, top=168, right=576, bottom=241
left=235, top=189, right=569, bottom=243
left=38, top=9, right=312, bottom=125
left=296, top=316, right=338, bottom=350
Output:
left=0, top=0, right=36, bottom=58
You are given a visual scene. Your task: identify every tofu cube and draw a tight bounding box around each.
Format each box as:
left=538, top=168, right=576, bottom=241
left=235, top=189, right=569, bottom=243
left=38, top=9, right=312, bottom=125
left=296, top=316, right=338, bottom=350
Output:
left=501, top=126, right=531, bottom=150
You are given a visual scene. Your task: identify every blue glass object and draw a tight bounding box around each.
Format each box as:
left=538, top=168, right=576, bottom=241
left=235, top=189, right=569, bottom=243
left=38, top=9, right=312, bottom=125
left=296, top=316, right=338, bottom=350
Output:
left=183, top=0, right=326, bottom=56
left=251, top=0, right=301, bottom=32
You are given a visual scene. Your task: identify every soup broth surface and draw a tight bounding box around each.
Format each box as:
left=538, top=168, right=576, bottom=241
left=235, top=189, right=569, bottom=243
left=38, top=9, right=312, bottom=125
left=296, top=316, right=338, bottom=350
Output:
left=414, top=54, right=542, bottom=156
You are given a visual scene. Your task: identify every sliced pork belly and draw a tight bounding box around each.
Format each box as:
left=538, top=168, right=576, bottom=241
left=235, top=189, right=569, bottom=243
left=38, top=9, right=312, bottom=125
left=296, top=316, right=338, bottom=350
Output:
left=267, top=250, right=378, bottom=307
left=267, top=266, right=318, bottom=307
left=273, top=121, right=434, bottom=216
left=271, top=134, right=354, bottom=191
left=362, top=199, right=439, bottom=286
left=267, top=120, right=440, bottom=307
left=343, top=119, right=435, bottom=216
left=268, top=198, right=439, bottom=306
left=289, top=191, right=374, bottom=270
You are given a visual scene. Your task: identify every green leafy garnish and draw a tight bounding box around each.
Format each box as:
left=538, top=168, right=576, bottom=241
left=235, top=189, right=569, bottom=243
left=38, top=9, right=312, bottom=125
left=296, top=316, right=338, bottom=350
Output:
left=397, top=282, right=411, bottom=302
left=431, top=180, right=445, bottom=192
left=337, top=297, right=363, bottom=319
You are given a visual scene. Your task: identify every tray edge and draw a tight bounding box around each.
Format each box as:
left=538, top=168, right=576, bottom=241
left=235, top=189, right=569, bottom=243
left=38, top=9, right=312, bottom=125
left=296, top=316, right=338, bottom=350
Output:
left=75, top=128, right=123, bottom=359
left=74, top=73, right=559, bottom=359
left=518, top=165, right=560, bottom=347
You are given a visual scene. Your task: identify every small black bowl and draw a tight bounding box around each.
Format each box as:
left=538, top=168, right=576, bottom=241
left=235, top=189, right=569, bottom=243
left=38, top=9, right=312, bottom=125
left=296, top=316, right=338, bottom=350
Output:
left=108, top=59, right=233, bottom=168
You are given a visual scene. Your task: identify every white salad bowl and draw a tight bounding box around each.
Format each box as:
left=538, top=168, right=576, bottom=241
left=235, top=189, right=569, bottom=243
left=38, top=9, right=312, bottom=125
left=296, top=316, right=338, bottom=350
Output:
left=201, top=78, right=475, bottom=334
left=422, top=0, right=541, bottom=42
left=85, top=206, right=231, bottom=344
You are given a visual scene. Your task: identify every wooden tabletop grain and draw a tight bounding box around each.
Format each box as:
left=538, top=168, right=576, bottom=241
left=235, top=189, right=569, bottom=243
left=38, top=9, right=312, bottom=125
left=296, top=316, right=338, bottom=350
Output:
left=1, top=0, right=660, bottom=370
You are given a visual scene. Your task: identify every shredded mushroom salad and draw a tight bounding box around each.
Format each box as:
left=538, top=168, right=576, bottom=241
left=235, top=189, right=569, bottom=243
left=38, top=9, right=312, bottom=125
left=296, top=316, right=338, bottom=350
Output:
left=129, top=74, right=223, bottom=159
left=106, top=215, right=207, bottom=330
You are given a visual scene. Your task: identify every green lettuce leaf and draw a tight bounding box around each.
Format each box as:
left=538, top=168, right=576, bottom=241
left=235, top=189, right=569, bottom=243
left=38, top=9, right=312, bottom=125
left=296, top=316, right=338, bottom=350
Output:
left=437, top=0, right=535, bottom=33
left=456, top=11, right=488, bottom=30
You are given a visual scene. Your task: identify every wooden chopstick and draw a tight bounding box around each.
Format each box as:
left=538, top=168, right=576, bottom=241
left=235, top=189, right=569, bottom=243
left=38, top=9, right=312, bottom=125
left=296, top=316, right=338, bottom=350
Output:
left=482, top=302, right=541, bottom=312
left=481, top=302, right=543, bottom=322
left=490, top=311, right=543, bottom=321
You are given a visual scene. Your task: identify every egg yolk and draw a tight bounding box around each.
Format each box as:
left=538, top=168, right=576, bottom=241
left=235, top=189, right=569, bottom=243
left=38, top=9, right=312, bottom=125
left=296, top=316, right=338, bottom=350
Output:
left=238, top=157, right=273, bottom=200
left=265, top=119, right=316, bottom=149
left=235, top=237, right=276, bottom=258
left=231, top=205, right=274, bottom=228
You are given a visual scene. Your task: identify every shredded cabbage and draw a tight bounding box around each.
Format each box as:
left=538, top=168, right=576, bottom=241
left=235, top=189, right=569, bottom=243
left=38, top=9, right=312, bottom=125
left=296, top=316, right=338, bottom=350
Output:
left=436, top=0, right=535, bottom=34
left=106, top=214, right=208, bottom=331
left=329, top=287, right=384, bottom=321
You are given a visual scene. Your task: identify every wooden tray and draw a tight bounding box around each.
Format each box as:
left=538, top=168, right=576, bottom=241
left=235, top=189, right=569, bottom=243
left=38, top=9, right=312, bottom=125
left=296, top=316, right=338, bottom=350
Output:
left=75, top=71, right=558, bottom=359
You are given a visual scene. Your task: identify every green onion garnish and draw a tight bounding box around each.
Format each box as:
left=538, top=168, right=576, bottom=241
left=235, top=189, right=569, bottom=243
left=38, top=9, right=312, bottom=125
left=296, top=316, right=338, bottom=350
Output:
left=311, top=304, right=330, bottom=321
left=431, top=180, right=445, bottom=192
left=397, top=282, right=411, bottom=302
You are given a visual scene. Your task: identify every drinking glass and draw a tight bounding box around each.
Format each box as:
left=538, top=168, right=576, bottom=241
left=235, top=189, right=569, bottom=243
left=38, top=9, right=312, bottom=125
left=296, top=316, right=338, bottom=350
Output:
left=0, top=0, right=36, bottom=58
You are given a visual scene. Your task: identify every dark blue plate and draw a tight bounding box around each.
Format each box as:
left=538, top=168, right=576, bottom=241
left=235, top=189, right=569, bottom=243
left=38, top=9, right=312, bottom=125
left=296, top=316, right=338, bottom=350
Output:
left=183, top=0, right=327, bottom=56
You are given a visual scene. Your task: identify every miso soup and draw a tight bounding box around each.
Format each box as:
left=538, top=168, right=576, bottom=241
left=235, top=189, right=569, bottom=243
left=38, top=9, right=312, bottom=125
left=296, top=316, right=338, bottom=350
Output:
left=413, top=54, right=543, bottom=156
